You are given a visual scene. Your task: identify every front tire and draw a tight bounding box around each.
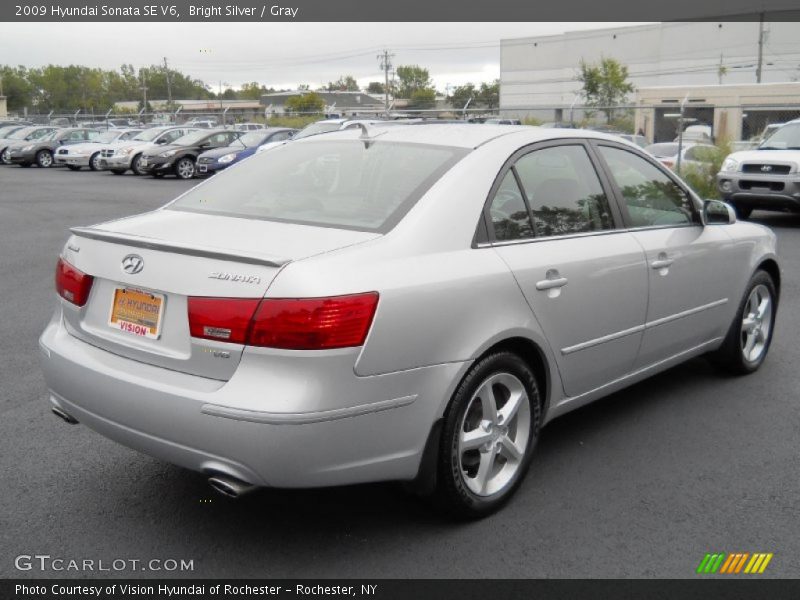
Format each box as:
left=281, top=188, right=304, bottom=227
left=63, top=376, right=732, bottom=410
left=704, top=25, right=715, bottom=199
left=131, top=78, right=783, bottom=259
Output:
left=709, top=270, right=777, bottom=375
left=131, top=154, right=146, bottom=176
left=36, top=150, right=53, bottom=168
left=435, top=351, right=541, bottom=519
left=174, top=156, right=195, bottom=180
left=89, top=152, right=101, bottom=171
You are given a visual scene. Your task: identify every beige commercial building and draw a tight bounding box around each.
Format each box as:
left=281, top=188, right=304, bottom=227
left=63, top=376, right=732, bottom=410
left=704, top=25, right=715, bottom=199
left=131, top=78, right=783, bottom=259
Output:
left=634, top=82, right=800, bottom=142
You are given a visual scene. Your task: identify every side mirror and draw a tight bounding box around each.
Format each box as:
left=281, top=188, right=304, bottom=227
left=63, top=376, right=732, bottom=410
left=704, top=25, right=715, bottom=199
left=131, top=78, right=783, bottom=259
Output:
left=703, top=199, right=736, bottom=225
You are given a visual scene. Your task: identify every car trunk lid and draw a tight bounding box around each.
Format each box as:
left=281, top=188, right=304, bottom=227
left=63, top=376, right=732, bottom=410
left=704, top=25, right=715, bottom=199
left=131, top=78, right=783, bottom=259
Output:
left=60, top=210, right=379, bottom=380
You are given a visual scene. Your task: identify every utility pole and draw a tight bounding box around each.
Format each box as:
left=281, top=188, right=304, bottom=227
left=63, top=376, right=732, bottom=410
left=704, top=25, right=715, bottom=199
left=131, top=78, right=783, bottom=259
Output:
left=756, top=13, right=765, bottom=83
left=140, top=68, right=148, bottom=110
left=163, top=57, right=173, bottom=107
left=377, top=50, right=394, bottom=116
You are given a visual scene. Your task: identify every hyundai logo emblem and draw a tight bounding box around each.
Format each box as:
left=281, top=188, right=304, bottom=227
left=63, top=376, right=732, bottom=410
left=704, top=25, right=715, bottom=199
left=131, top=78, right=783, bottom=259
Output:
left=121, top=254, right=144, bottom=275
left=761, top=165, right=773, bottom=172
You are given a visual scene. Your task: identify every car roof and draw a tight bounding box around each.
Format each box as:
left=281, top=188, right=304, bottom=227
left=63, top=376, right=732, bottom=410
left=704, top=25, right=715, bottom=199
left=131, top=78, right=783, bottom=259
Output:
left=301, top=123, right=635, bottom=150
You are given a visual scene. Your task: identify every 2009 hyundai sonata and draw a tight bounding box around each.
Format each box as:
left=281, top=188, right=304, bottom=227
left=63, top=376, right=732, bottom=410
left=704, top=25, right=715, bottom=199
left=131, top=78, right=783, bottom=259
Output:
left=40, top=124, right=780, bottom=518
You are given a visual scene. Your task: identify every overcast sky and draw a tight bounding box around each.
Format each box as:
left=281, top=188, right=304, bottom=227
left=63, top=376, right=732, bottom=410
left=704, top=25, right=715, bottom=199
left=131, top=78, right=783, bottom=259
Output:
left=0, top=22, right=648, bottom=91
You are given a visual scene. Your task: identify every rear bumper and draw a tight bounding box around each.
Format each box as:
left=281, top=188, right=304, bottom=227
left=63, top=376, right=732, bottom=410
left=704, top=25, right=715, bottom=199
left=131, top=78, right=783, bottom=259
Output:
left=39, top=309, right=464, bottom=488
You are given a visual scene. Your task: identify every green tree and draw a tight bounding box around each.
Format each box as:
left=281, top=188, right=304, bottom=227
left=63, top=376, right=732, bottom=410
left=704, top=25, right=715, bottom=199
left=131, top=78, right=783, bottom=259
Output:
left=239, top=82, right=270, bottom=100
left=366, top=81, right=385, bottom=94
left=448, top=83, right=476, bottom=109
left=327, top=75, right=359, bottom=92
left=408, top=88, right=436, bottom=109
left=478, top=80, right=500, bottom=110
left=284, top=92, right=325, bottom=114
left=577, top=57, right=634, bottom=122
left=395, top=65, right=432, bottom=98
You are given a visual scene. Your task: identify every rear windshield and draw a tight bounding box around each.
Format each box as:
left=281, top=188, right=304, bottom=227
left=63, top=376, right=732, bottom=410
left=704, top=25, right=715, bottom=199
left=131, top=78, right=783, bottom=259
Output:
left=645, top=143, right=679, bottom=157
left=169, top=140, right=468, bottom=232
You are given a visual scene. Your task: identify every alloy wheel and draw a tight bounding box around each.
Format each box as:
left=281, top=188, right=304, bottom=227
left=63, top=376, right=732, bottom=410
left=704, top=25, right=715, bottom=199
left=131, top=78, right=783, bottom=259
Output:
left=176, top=158, right=195, bottom=179
left=38, top=151, right=53, bottom=168
left=458, top=372, right=531, bottom=497
left=740, top=284, right=773, bottom=363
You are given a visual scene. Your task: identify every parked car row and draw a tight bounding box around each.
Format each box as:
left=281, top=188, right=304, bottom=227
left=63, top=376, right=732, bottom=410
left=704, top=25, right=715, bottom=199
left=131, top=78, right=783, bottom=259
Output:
left=0, top=124, right=298, bottom=179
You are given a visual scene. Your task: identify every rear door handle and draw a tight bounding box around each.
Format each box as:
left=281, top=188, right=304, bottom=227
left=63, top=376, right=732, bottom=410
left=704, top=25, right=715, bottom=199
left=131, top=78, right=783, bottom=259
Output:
left=536, top=269, right=569, bottom=291
left=650, top=259, right=674, bottom=269
left=650, top=252, right=674, bottom=270
left=536, top=277, right=569, bottom=290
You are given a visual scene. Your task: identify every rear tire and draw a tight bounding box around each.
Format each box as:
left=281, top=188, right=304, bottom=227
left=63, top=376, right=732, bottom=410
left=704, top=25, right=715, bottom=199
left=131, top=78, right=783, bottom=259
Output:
left=434, top=351, right=541, bottom=519
left=709, top=270, right=777, bottom=375
left=0, top=149, right=10, bottom=164
left=36, top=150, right=53, bottom=168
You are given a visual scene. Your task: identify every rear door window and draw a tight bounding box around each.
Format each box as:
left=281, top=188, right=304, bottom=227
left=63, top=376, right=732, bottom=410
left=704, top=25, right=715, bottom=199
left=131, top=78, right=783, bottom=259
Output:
left=513, top=145, right=615, bottom=237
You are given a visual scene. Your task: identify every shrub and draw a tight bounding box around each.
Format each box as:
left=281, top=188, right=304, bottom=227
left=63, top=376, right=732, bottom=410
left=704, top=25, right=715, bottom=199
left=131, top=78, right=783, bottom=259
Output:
left=678, top=138, right=732, bottom=200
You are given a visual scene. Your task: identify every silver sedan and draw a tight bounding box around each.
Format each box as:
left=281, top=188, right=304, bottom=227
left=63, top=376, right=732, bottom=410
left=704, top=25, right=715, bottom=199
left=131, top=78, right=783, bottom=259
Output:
left=40, top=124, right=780, bottom=518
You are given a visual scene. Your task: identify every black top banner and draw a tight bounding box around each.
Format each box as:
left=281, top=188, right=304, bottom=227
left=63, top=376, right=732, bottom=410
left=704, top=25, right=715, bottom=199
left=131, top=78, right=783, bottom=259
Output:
left=2, top=0, right=800, bottom=21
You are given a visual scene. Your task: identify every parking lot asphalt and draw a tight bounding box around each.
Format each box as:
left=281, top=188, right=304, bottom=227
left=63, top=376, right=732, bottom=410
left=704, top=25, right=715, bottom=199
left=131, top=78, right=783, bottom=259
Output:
left=1, top=166, right=798, bottom=579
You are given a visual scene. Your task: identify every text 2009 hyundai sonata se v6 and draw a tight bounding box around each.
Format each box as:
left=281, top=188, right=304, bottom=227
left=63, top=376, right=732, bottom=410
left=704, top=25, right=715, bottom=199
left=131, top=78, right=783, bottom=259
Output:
left=40, top=124, right=780, bottom=518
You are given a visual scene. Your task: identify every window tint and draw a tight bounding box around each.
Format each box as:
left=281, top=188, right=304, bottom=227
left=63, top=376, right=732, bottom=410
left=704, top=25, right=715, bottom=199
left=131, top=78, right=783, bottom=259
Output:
left=514, top=145, right=614, bottom=237
left=598, top=146, right=695, bottom=228
left=170, top=140, right=467, bottom=232
left=489, top=171, right=533, bottom=241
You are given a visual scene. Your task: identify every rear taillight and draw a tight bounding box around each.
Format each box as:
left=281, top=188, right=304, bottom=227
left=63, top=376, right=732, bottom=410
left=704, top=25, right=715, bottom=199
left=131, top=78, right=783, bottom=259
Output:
left=55, top=257, right=94, bottom=306
left=187, top=297, right=261, bottom=344
left=249, top=293, right=379, bottom=350
left=187, top=292, right=379, bottom=350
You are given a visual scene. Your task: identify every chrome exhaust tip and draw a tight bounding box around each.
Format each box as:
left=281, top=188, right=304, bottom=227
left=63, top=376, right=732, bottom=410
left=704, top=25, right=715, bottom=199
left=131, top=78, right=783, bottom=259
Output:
left=207, top=475, right=255, bottom=499
left=52, top=406, right=79, bottom=425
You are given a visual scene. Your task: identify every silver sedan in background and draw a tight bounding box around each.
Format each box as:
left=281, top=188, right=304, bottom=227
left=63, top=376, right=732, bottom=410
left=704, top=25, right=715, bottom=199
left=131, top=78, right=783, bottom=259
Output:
left=40, top=125, right=779, bottom=518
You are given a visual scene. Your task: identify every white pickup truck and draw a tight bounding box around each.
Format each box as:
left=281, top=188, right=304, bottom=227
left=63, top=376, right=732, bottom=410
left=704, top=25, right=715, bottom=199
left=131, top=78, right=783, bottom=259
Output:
left=717, top=119, right=800, bottom=219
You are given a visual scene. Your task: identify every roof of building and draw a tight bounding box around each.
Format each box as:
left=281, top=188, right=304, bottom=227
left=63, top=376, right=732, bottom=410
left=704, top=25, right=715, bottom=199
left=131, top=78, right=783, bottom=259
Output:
left=260, top=90, right=385, bottom=107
